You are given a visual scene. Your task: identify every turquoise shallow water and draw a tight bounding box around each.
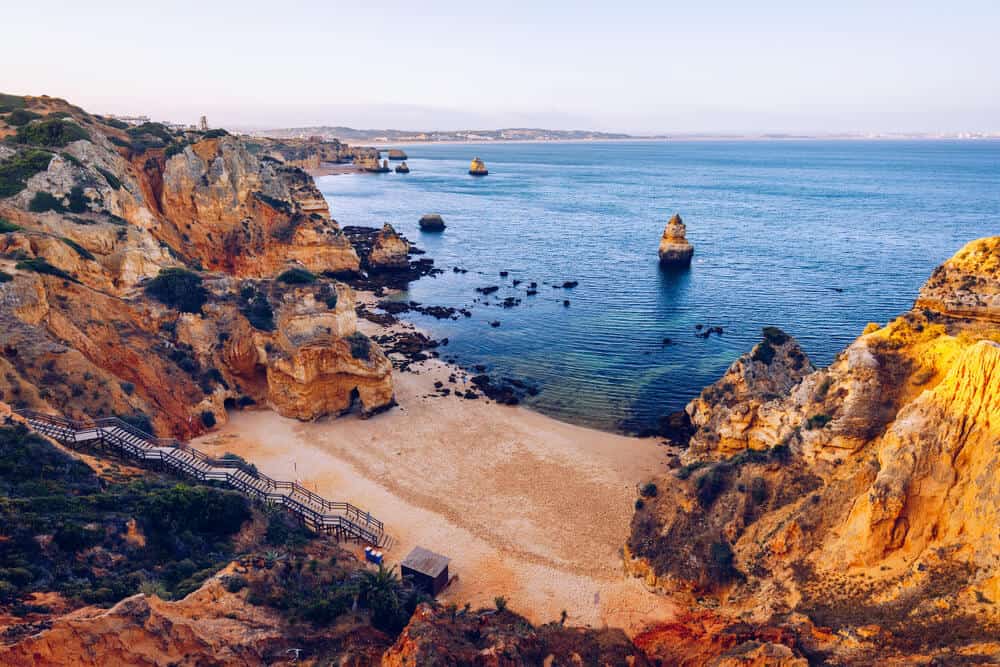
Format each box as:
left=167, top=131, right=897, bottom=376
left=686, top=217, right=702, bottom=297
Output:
left=318, top=140, right=1000, bottom=433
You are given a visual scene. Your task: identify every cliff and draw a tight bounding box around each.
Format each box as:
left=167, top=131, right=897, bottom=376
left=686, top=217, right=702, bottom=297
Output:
left=628, top=236, right=1000, bottom=664
left=0, top=94, right=391, bottom=437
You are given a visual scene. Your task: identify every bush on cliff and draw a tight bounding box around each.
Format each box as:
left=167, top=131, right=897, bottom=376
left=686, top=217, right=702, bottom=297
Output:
left=0, top=94, right=26, bottom=113
left=0, top=149, right=53, bottom=197
left=5, top=109, right=41, bottom=126
left=145, top=267, right=208, bottom=314
left=0, top=270, right=12, bottom=283
left=0, top=217, right=21, bottom=233
left=28, top=191, right=65, bottom=213
left=95, top=166, right=122, bottom=190
left=277, top=267, right=316, bottom=284
left=347, top=332, right=372, bottom=361
left=15, top=257, right=76, bottom=282
left=14, top=118, right=89, bottom=147
left=62, top=237, right=95, bottom=261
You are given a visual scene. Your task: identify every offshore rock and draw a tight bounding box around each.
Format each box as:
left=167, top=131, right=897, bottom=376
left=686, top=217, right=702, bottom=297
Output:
left=394, top=161, right=410, bottom=173
left=658, top=213, right=695, bottom=267
left=418, top=213, right=446, bottom=231
left=469, top=156, right=488, bottom=176
left=387, top=149, right=408, bottom=160
left=369, top=223, right=410, bottom=270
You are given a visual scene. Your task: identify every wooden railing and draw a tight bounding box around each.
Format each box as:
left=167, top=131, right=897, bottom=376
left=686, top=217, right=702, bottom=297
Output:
left=14, top=409, right=390, bottom=548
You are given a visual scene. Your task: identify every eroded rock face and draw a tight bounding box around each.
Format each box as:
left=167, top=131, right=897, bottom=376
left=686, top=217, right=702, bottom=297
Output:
left=418, top=213, right=445, bottom=231
left=469, top=157, right=488, bottom=176
left=0, top=96, right=389, bottom=436
left=369, top=223, right=410, bottom=270
left=658, top=214, right=695, bottom=267
left=629, top=236, right=1000, bottom=665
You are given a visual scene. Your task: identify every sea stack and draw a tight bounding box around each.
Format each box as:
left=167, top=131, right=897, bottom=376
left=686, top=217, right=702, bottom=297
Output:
left=657, top=213, right=694, bottom=267
left=388, top=149, right=408, bottom=160
left=395, top=161, right=410, bottom=173
left=469, top=157, right=488, bottom=176
left=419, top=214, right=446, bottom=231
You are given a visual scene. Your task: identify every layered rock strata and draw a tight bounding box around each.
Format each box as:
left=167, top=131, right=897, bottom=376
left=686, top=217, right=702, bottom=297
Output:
left=658, top=213, right=694, bottom=267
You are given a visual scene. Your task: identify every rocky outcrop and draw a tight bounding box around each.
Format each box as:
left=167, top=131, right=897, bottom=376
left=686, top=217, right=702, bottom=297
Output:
left=382, top=603, right=650, bottom=667
left=418, top=213, right=445, bottom=231
left=469, top=157, right=488, bottom=176
left=0, top=95, right=391, bottom=436
left=387, top=149, right=407, bottom=160
left=265, top=284, right=394, bottom=419
left=658, top=213, right=694, bottom=267
left=369, top=223, right=410, bottom=270
left=628, top=236, right=1000, bottom=665
left=394, top=161, right=409, bottom=174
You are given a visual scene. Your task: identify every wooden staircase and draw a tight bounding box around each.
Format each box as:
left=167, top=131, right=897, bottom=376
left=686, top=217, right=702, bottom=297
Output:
left=15, top=409, right=392, bottom=549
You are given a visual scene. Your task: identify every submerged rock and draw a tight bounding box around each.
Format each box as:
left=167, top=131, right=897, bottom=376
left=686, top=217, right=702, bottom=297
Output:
left=658, top=213, right=695, bottom=268
left=418, top=214, right=446, bottom=231
left=469, top=157, right=488, bottom=176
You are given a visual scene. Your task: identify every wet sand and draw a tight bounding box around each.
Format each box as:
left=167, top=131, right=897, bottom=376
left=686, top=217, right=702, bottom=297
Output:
left=194, top=345, right=675, bottom=632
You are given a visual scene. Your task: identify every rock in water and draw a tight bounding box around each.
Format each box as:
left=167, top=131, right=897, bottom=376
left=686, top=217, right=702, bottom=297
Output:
left=469, top=157, right=488, bottom=176
left=658, top=213, right=695, bottom=267
left=418, top=214, right=446, bottom=231
left=394, top=161, right=410, bottom=173
left=387, top=149, right=408, bottom=160
left=369, top=223, right=411, bottom=270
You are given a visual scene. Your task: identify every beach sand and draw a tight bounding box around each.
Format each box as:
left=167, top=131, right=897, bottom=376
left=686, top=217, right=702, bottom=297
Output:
left=194, top=342, right=676, bottom=632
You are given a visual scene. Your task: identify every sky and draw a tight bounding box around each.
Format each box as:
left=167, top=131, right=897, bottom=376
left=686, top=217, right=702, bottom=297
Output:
left=3, top=0, right=999, bottom=134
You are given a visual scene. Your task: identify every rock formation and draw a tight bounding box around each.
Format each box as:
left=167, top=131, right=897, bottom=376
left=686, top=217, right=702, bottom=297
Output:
left=394, top=161, right=409, bottom=173
left=469, top=157, right=488, bottom=176
left=658, top=213, right=694, bottom=267
left=418, top=213, right=446, bottom=231
left=368, top=223, right=410, bottom=270
left=387, top=149, right=407, bottom=160
left=0, top=95, right=392, bottom=437
left=628, top=236, right=1000, bottom=665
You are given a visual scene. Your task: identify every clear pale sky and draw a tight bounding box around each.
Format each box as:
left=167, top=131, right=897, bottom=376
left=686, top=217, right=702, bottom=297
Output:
left=3, top=1, right=998, bottom=133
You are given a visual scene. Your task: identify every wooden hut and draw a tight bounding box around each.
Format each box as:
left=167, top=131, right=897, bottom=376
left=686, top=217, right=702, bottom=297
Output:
left=401, top=546, right=450, bottom=596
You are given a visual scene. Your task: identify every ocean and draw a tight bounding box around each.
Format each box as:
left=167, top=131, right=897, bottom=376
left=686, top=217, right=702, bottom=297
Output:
left=318, top=140, right=1000, bottom=433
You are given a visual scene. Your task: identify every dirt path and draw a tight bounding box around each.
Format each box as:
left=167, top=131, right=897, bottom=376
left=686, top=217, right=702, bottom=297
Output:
left=194, top=357, right=675, bottom=632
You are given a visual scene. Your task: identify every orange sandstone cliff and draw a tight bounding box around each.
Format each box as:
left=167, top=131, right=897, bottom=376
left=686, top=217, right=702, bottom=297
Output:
left=0, top=95, right=391, bottom=437
left=628, top=236, right=1000, bottom=665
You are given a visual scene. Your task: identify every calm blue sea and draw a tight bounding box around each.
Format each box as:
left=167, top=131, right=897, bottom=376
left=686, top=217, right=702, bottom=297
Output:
left=318, top=140, right=1000, bottom=433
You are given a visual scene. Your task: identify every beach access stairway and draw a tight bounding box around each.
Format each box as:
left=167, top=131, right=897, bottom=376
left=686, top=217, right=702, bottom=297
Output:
left=14, top=409, right=392, bottom=550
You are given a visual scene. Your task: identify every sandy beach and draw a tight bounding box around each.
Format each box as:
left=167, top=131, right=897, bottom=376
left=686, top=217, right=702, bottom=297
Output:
left=194, top=314, right=675, bottom=632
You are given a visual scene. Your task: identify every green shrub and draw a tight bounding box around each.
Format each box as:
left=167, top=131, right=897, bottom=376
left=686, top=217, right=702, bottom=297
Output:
left=751, top=340, right=775, bottom=365
left=0, top=149, right=53, bottom=197
left=695, top=464, right=730, bottom=508
left=805, top=413, right=832, bottom=430
left=242, top=293, right=275, bottom=331
left=145, top=267, right=208, bottom=313
left=640, top=482, right=658, bottom=498
left=67, top=185, right=88, bottom=213
left=127, top=122, right=173, bottom=142
left=115, top=412, right=156, bottom=435
left=277, top=267, right=316, bottom=284
left=140, top=484, right=250, bottom=537
left=0, top=94, right=26, bottom=113
left=15, top=257, right=75, bottom=281
left=164, top=142, right=188, bottom=159
left=221, top=574, right=247, bottom=593
left=5, top=109, right=41, bottom=126
left=494, top=595, right=508, bottom=612
left=14, top=118, right=89, bottom=147
left=749, top=476, right=768, bottom=506
left=0, top=218, right=21, bottom=233
left=28, top=191, right=65, bottom=213
left=0, top=270, right=12, bottom=283
left=62, top=237, right=95, bottom=261
left=201, top=411, right=216, bottom=428
left=119, top=381, right=135, bottom=395
left=59, top=151, right=83, bottom=167
left=100, top=116, right=130, bottom=130
left=347, top=332, right=372, bottom=360
left=95, top=166, right=122, bottom=190
left=707, top=540, right=740, bottom=584
left=201, top=129, right=229, bottom=139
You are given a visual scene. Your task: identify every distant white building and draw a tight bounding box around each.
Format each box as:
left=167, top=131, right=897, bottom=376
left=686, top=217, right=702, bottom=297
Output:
left=109, top=114, right=151, bottom=127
